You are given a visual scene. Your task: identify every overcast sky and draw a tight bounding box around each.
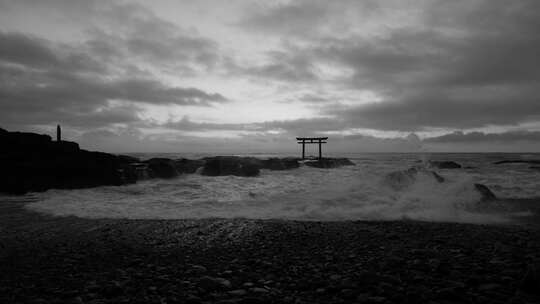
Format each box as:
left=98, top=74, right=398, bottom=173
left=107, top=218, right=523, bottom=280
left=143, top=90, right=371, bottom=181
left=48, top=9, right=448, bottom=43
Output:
left=1, top=0, right=540, bottom=153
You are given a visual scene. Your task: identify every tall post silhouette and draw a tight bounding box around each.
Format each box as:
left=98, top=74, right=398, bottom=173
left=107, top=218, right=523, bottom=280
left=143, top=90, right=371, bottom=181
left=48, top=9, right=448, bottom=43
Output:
left=296, top=137, right=327, bottom=160
left=56, top=125, right=61, bottom=142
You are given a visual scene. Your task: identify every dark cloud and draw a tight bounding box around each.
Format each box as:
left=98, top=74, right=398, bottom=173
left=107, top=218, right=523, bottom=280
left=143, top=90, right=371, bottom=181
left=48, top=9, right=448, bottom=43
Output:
left=0, top=31, right=105, bottom=73
left=326, top=89, right=540, bottom=131
left=296, top=94, right=333, bottom=104
left=165, top=117, right=253, bottom=132
left=0, top=31, right=228, bottom=129
left=240, top=2, right=329, bottom=37
left=238, top=0, right=381, bottom=38
left=2, top=0, right=540, bottom=152
left=425, top=130, right=540, bottom=143
left=225, top=50, right=318, bottom=82
left=237, top=0, right=540, bottom=131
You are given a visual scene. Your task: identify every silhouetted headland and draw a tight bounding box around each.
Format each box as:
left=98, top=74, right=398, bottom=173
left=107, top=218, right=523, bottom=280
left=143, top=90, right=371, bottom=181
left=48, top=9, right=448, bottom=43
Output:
left=0, top=128, right=355, bottom=194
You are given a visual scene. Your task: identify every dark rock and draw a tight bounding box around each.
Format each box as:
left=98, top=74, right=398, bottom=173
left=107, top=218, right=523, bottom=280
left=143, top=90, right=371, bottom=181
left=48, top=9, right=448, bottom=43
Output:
left=474, top=184, right=497, bottom=201
left=241, top=163, right=260, bottom=177
left=146, top=158, right=179, bottom=178
left=1, top=130, right=52, bottom=149
left=175, top=158, right=205, bottom=174
left=0, top=129, right=139, bottom=194
left=261, top=158, right=300, bottom=170
left=494, top=160, right=540, bottom=165
left=228, top=289, right=247, bottom=296
left=201, top=156, right=260, bottom=177
left=383, top=167, right=444, bottom=190
left=102, top=282, right=124, bottom=298
left=189, top=265, right=208, bottom=274
left=530, top=166, right=540, bottom=171
left=117, top=155, right=140, bottom=164
left=130, top=163, right=150, bottom=180
left=435, top=286, right=463, bottom=301
left=198, top=276, right=232, bottom=291
left=51, top=141, right=80, bottom=154
left=304, top=158, right=355, bottom=168
left=429, top=161, right=462, bottom=169
left=520, top=264, right=540, bottom=295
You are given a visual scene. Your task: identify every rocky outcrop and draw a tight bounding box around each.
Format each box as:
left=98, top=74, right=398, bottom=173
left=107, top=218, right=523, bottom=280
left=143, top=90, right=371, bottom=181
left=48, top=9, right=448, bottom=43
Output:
left=0, top=129, right=138, bottom=194
left=304, top=158, right=355, bottom=169
left=0, top=128, right=358, bottom=193
left=493, top=160, right=540, bottom=165
left=174, top=158, right=205, bottom=174
left=383, top=167, right=497, bottom=202
left=383, top=167, right=444, bottom=190
left=261, top=157, right=300, bottom=170
left=146, top=158, right=179, bottom=179
left=201, top=156, right=261, bottom=177
left=474, top=183, right=497, bottom=201
left=429, top=161, right=462, bottom=169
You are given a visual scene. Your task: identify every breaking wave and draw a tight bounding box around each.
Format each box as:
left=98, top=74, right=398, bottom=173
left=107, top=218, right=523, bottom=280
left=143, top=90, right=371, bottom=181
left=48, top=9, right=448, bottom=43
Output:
left=21, top=153, right=540, bottom=224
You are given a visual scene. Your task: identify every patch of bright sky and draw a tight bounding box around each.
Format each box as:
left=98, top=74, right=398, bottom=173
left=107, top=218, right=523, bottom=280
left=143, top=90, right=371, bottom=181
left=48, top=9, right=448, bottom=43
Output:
left=321, top=128, right=411, bottom=139
left=138, top=99, right=317, bottom=125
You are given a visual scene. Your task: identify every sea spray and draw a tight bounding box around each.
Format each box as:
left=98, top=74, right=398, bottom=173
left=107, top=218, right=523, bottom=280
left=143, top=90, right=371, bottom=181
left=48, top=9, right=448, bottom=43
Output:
left=22, top=156, right=524, bottom=223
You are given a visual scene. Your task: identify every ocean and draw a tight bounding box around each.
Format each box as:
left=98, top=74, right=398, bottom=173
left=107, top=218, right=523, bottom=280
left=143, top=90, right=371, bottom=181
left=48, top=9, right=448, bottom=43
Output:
left=7, top=153, right=540, bottom=224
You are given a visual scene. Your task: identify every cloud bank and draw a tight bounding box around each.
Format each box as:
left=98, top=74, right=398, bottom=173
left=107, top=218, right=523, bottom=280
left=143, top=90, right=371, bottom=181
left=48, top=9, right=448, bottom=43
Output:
left=1, top=0, right=540, bottom=152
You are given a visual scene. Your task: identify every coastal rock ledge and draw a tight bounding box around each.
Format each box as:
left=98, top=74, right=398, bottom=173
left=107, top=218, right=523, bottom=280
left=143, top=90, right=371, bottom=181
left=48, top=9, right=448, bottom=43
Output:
left=0, top=128, right=355, bottom=194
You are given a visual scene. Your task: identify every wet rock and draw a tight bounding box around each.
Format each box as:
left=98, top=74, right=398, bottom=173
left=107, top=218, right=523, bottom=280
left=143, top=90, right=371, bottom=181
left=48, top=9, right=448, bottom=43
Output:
left=146, top=158, right=179, bottom=178
left=429, top=161, right=462, bottom=169
left=190, top=265, right=208, bottom=274
left=494, top=160, right=540, bottom=165
left=520, top=264, right=540, bottom=295
left=228, top=289, right=247, bottom=296
left=102, top=282, right=124, bottom=298
left=474, top=184, right=497, bottom=201
left=304, top=158, right=355, bottom=168
left=383, top=167, right=444, bottom=190
left=435, top=286, right=463, bottom=301
left=185, top=294, right=203, bottom=304
left=117, top=155, right=140, bottom=164
left=175, top=158, right=206, bottom=174
left=130, top=163, right=151, bottom=180
left=261, top=158, right=300, bottom=170
left=366, top=296, right=386, bottom=303
left=201, top=156, right=260, bottom=177
left=198, top=276, right=232, bottom=291
left=478, top=283, right=502, bottom=292
left=250, top=287, right=269, bottom=293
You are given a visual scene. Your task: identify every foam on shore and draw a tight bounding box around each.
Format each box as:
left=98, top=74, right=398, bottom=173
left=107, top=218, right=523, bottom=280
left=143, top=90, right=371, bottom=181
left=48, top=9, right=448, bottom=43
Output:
left=23, top=159, right=522, bottom=224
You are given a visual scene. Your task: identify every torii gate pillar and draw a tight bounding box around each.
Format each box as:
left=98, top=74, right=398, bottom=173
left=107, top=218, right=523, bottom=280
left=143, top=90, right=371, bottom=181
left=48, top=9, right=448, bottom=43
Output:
left=56, top=125, right=61, bottom=142
left=296, top=137, right=328, bottom=160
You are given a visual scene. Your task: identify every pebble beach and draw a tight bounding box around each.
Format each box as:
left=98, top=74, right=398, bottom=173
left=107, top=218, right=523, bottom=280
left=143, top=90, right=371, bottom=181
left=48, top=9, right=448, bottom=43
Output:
left=1, top=201, right=539, bottom=304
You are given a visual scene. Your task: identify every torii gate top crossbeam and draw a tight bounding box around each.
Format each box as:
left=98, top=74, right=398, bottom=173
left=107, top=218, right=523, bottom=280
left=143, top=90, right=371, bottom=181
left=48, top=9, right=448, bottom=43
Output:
left=296, top=137, right=328, bottom=140
left=296, top=137, right=328, bottom=159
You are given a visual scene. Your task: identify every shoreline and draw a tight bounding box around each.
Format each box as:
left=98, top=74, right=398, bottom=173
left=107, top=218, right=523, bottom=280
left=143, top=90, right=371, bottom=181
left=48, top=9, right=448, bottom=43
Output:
left=2, top=202, right=539, bottom=303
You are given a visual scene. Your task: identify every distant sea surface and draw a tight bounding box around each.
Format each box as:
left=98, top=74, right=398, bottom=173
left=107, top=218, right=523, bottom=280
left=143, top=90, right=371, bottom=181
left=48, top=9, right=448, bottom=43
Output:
left=6, top=153, right=540, bottom=224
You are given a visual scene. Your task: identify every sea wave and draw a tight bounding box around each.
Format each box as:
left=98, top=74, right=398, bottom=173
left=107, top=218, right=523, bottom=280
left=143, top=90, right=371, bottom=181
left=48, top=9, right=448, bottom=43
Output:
left=22, top=154, right=540, bottom=223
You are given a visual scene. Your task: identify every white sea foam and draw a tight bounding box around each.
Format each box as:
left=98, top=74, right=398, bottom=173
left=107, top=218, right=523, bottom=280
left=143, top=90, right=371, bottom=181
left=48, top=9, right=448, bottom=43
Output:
left=23, top=153, right=539, bottom=223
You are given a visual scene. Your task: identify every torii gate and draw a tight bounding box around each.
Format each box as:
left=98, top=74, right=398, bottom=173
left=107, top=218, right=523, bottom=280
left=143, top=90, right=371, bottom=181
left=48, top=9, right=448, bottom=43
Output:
left=296, top=137, right=328, bottom=160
